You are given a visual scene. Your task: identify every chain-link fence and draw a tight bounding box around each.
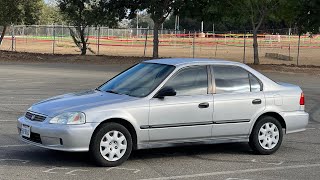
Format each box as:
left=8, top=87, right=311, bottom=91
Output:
left=0, top=25, right=319, bottom=65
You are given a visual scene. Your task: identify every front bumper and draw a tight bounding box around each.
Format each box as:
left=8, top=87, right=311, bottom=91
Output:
left=281, top=111, right=309, bottom=134
left=17, top=116, right=99, bottom=152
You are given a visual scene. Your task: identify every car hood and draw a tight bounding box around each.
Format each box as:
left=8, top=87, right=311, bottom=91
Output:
left=28, top=90, right=136, bottom=117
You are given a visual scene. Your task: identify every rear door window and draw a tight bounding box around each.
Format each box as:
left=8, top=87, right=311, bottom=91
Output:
left=212, top=65, right=261, bottom=94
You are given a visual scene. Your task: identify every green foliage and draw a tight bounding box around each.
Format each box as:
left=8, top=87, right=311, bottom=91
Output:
left=279, top=0, right=320, bottom=35
left=178, top=0, right=222, bottom=22
left=22, top=0, right=43, bottom=25
left=136, top=0, right=183, bottom=25
left=134, top=0, right=184, bottom=58
left=164, top=16, right=200, bottom=31
left=40, top=2, right=66, bottom=24
left=0, top=0, right=65, bottom=25
left=0, top=0, right=43, bottom=25
left=0, top=0, right=42, bottom=45
left=57, top=0, right=133, bottom=55
left=0, top=0, right=23, bottom=26
left=130, top=13, right=154, bottom=28
left=58, top=0, right=132, bottom=27
left=278, top=0, right=320, bottom=65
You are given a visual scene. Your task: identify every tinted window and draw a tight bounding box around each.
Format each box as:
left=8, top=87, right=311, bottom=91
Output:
left=213, top=66, right=251, bottom=94
left=98, top=63, right=175, bottom=97
left=163, top=66, right=208, bottom=96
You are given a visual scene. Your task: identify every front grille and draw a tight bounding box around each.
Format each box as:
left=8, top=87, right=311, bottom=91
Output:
left=22, top=132, right=42, bottom=144
left=25, top=111, right=47, bottom=122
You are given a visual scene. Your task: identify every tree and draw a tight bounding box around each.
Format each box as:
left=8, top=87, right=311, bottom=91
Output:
left=58, top=0, right=132, bottom=55
left=188, top=0, right=281, bottom=64
left=22, top=0, right=43, bottom=25
left=164, top=16, right=201, bottom=31
left=0, top=0, right=21, bottom=45
left=130, top=12, right=154, bottom=29
left=0, top=0, right=42, bottom=46
left=40, top=2, right=66, bottom=24
left=177, top=0, right=238, bottom=34
left=279, top=0, right=320, bottom=65
left=136, top=0, right=184, bottom=58
left=225, top=0, right=280, bottom=65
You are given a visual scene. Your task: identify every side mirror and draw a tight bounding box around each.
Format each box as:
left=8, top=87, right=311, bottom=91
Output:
left=155, top=86, right=176, bottom=99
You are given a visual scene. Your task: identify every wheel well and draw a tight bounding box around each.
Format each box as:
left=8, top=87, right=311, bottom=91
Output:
left=257, top=112, right=286, bottom=129
left=91, top=118, right=138, bottom=150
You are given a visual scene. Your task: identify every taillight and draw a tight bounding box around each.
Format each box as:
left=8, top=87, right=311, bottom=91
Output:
left=300, top=92, right=305, bottom=105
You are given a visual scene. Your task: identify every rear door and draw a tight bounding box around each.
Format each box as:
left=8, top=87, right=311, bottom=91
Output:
left=211, top=65, right=265, bottom=137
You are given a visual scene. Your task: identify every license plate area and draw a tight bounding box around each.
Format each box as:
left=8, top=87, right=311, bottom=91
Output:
left=21, top=124, right=31, bottom=138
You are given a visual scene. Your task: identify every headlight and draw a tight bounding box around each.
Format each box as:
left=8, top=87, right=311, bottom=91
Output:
left=49, top=112, right=86, bottom=125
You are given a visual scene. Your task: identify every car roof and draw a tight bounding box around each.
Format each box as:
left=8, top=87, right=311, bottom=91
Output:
left=144, top=58, right=244, bottom=67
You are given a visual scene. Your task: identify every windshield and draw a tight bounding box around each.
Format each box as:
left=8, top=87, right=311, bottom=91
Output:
left=98, top=63, right=175, bottom=97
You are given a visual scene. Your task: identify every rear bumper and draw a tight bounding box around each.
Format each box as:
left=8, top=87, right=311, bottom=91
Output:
left=17, top=116, right=99, bottom=152
left=281, top=111, right=309, bottom=134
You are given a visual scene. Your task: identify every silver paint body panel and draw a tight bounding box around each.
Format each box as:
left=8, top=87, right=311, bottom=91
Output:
left=17, top=58, right=309, bottom=151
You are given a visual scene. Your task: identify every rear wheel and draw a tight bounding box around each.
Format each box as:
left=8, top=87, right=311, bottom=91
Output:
left=249, top=116, right=283, bottom=155
left=90, top=123, right=132, bottom=166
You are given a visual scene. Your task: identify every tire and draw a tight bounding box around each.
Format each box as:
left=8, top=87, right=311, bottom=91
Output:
left=90, top=122, right=132, bottom=167
left=249, top=116, right=283, bottom=155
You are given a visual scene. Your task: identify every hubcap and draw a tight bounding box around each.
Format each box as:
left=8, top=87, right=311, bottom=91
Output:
left=258, top=122, right=279, bottom=150
left=100, top=130, right=127, bottom=162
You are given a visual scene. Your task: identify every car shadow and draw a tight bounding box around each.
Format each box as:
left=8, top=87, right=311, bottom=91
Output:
left=4, top=142, right=254, bottom=167
left=130, top=142, right=253, bottom=161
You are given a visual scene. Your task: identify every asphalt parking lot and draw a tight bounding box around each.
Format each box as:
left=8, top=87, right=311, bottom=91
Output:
left=0, top=62, right=319, bottom=180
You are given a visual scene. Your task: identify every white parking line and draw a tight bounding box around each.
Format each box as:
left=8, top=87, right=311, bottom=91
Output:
left=140, top=163, right=320, bottom=180
left=0, top=97, right=42, bottom=100
left=43, top=167, right=69, bottom=174
left=0, top=159, right=29, bottom=164
left=0, top=120, right=17, bottom=122
left=65, top=169, right=89, bottom=175
left=306, top=128, right=317, bottom=130
left=106, top=167, right=140, bottom=173
left=0, top=144, right=30, bottom=148
left=0, top=104, right=30, bottom=106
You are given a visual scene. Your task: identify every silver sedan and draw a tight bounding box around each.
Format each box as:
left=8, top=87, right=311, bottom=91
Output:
left=17, top=58, right=309, bottom=166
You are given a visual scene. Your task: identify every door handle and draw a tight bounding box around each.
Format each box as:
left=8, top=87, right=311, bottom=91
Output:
left=252, top=99, right=262, bottom=104
left=198, top=102, right=209, bottom=108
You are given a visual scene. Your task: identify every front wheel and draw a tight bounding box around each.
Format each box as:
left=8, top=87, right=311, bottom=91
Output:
left=90, top=123, right=132, bottom=166
left=249, top=116, right=283, bottom=155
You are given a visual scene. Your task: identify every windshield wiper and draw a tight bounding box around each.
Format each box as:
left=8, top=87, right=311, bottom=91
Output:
left=105, top=90, right=121, bottom=95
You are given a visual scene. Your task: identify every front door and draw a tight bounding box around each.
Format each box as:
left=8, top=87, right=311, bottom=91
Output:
left=149, top=66, right=213, bottom=142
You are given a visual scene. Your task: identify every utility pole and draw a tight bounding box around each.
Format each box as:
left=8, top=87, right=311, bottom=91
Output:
left=177, top=16, right=180, bottom=31
left=175, top=15, right=177, bottom=35
left=213, top=23, right=215, bottom=35
left=136, top=12, right=139, bottom=38
left=11, top=24, right=15, bottom=51
left=201, top=21, right=204, bottom=32
left=53, top=24, right=56, bottom=54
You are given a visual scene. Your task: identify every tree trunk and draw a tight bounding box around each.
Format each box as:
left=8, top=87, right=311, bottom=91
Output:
left=243, top=31, right=246, bottom=63
left=297, top=34, right=301, bottom=66
left=253, top=30, right=260, bottom=65
left=153, top=22, right=160, bottom=59
left=80, top=27, right=87, bottom=55
left=0, top=26, right=7, bottom=46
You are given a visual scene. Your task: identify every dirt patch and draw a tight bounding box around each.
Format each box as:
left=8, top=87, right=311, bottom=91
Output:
left=1, top=50, right=320, bottom=75
left=0, top=50, right=147, bottom=64
left=1, top=35, right=319, bottom=66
